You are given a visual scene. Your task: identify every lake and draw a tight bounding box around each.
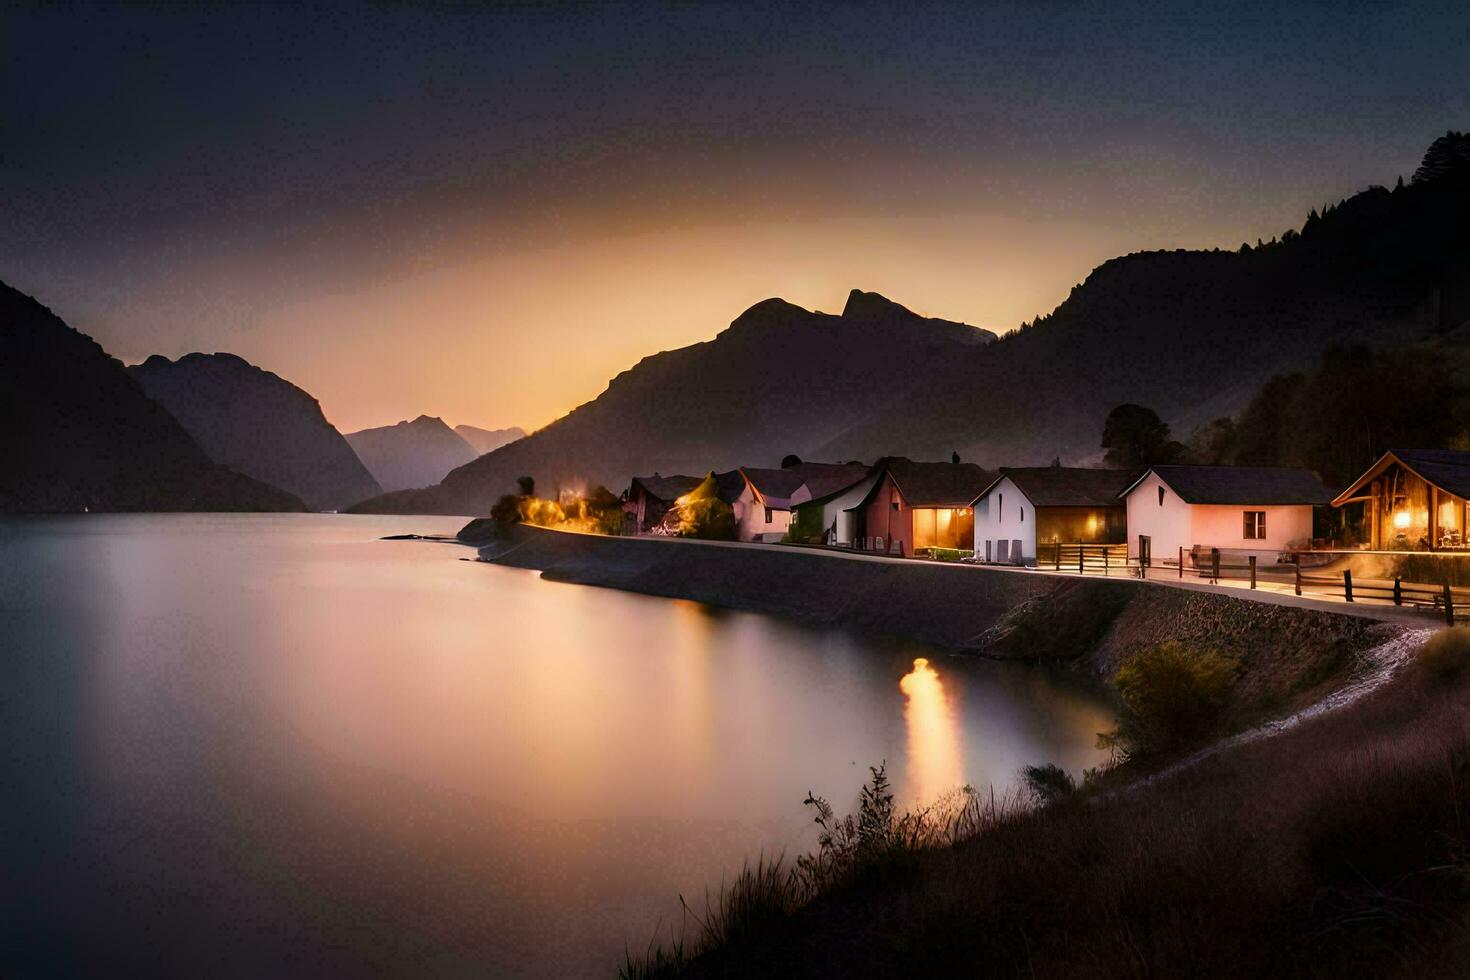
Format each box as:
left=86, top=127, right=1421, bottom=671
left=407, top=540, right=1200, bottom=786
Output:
left=0, top=514, right=1115, bottom=977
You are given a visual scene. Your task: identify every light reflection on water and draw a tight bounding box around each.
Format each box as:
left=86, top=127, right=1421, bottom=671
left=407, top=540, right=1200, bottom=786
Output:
left=0, top=515, right=1116, bottom=977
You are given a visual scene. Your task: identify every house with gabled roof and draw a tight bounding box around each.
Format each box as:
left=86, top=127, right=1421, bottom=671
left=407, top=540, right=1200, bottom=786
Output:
left=790, top=464, right=880, bottom=546
left=623, top=473, right=703, bottom=533
left=1331, top=449, right=1470, bottom=551
left=716, top=461, right=870, bottom=542
left=1123, top=464, right=1330, bottom=564
left=971, top=466, right=1133, bottom=564
left=845, top=457, right=991, bottom=556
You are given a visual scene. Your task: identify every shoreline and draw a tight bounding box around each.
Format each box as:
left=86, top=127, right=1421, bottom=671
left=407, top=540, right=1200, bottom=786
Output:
left=458, top=524, right=1409, bottom=728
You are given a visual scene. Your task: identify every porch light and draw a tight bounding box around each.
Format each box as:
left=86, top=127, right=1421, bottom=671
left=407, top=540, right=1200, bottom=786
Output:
left=1393, top=509, right=1411, bottom=530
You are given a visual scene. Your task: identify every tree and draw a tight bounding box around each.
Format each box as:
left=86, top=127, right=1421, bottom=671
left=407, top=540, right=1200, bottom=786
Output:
left=515, top=475, right=535, bottom=497
left=781, top=454, right=802, bottom=468
left=951, top=451, right=961, bottom=464
left=490, top=494, right=522, bottom=524
left=1101, top=404, right=1182, bottom=467
left=675, top=472, right=737, bottom=540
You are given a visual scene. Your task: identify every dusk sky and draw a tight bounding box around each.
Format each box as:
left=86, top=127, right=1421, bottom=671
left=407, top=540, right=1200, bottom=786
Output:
left=4, top=1, right=1467, bottom=433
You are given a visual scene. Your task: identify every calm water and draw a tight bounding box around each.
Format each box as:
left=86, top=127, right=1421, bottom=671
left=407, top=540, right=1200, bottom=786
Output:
left=0, top=514, right=1114, bottom=977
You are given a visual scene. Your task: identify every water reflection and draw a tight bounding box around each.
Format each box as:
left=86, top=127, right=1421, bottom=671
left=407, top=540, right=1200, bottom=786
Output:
left=899, top=657, right=964, bottom=805
left=0, top=515, right=1116, bottom=978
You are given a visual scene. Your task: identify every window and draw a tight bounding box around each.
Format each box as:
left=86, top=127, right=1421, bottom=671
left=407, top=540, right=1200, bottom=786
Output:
left=891, top=501, right=900, bottom=512
left=1020, top=506, right=1025, bottom=522
left=764, top=506, right=773, bottom=523
left=998, top=493, right=1003, bottom=520
left=1158, top=486, right=1166, bottom=506
left=1243, top=511, right=1266, bottom=539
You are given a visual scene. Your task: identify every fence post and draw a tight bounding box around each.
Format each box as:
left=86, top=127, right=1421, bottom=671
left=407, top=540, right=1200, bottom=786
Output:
left=1104, top=547, right=1110, bottom=575
left=1078, top=546, right=1084, bottom=575
left=1211, top=548, right=1219, bottom=584
left=1178, top=546, right=1183, bottom=579
left=1249, top=555, right=1256, bottom=589
left=1393, top=578, right=1402, bottom=606
left=1343, top=569, right=1353, bottom=603
left=1055, top=540, right=1061, bottom=571
left=1444, top=581, right=1454, bottom=626
left=1294, top=559, right=1302, bottom=596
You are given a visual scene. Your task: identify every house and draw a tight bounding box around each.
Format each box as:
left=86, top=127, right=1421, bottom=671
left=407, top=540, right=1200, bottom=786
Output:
left=845, top=458, right=990, bottom=556
left=790, top=464, right=880, bottom=546
left=717, top=462, right=869, bottom=542
left=971, top=467, right=1133, bottom=564
left=623, top=473, right=702, bottom=533
left=1123, top=465, right=1331, bottom=564
left=1331, top=449, right=1470, bottom=551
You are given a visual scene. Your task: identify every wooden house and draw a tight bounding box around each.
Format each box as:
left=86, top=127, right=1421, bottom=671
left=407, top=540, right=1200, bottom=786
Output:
left=1332, top=450, right=1470, bottom=551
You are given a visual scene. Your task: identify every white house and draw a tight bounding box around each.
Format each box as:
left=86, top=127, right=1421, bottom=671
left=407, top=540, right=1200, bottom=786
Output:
left=1122, top=465, right=1330, bottom=565
left=718, top=462, right=870, bottom=543
left=971, top=467, right=1132, bottom=564
left=789, top=465, right=879, bottom=546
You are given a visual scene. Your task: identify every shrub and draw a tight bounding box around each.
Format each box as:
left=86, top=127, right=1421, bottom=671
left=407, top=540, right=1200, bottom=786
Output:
left=675, top=472, right=737, bottom=541
left=1102, top=642, right=1238, bottom=758
left=1392, top=554, right=1470, bottom=587
left=1417, top=627, right=1470, bottom=681
left=1021, top=763, right=1077, bottom=807
left=489, top=494, right=522, bottom=524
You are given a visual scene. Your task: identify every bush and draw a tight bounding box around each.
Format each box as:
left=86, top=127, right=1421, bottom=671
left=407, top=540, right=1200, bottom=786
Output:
left=489, top=494, right=522, bottom=524
left=1392, top=554, right=1470, bottom=587
left=1102, top=642, right=1238, bottom=758
left=1417, top=627, right=1470, bottom=681
left=675, top=472, right=737, bottom=541
left=1021, top=763, right=1077, bottom=807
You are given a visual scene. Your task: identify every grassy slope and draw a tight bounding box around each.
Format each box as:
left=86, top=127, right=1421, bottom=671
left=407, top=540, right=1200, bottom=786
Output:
left=665, top=640, right=1470, bottom=979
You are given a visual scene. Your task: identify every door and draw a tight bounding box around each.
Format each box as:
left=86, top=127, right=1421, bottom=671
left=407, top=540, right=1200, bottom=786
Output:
left=1139, top=534, right=1151, bottom=568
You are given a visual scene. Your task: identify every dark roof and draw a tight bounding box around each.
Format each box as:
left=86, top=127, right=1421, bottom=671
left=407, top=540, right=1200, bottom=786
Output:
left=629, top=474, right=702, bottom=503
left=978, top=467, right=1134, bottom=508
left=714, top=469, right=751, bottom=504
left=739, top=467, right=807, bottom=504
left=790, top=461, right=871, bottom=501
left=1333, top=449, right=1470, bottom=505
left=1130, top=465, right=1332, bottom=505
left=852, top=457, right=992, bottom=508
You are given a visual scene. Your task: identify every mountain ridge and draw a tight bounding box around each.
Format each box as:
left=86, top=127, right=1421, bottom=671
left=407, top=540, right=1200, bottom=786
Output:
left=129, top=352, right=382, bottom=511
left=345, top=415, right=479, bottom=493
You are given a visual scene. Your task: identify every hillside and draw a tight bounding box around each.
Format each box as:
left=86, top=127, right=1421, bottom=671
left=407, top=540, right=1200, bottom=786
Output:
left=816, top=140, right=1470, bottom=465
left=129, top=353, right=382, bottom=512
left=454, top=424, right=525, bottom=455
left=0, top=281, right=305, bottom=513
left=345, top=416, right=478, bottom=493
left=349, top=291, right=995, bottom=515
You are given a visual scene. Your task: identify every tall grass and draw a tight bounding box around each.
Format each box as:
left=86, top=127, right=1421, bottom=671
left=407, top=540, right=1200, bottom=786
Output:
left=620, top=765, right=1025, bottom=979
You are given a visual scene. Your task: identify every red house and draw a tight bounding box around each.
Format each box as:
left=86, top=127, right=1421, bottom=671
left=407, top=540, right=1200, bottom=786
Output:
left=847, top=457, right=991, bottom=556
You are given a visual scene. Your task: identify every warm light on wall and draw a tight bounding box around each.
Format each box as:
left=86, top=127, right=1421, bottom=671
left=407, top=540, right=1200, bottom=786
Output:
left=1393, top=510, right=1411, bottom=530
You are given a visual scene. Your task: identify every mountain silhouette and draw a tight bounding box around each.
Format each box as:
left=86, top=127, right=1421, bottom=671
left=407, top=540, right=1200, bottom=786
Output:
left=129, top=352, right=382, bottom=511
left=345, top=416, right=479, bottom=493
left=0, top=281, right=305, bottom=513
left=349, top=290, right=996, bottom=514
left=454, top=424, right=526, bottom=455
left=813, top=145, right=1470, bottom=467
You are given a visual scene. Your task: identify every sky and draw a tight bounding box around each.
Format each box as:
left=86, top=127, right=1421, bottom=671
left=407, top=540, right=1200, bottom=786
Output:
left=3, top=1, right=1468, bottom=433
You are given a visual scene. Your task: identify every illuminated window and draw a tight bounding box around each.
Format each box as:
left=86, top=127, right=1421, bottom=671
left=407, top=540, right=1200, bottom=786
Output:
left=1243, top=511, right=1266, bottom=539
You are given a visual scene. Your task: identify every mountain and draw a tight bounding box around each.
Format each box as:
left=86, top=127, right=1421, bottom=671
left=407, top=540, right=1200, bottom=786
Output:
left=345, top=416, right=479, bottom=492
left=0, top=281, right=305, bottom=513
left=454, top=424, right=526, bottom=455
left=348, top=290, right=996, bottom=515
left=351, top=133, right=1470, bottom=518
left=128, top=353, right=381, bottom=512
left=812, top=145, right=1470, bottom=467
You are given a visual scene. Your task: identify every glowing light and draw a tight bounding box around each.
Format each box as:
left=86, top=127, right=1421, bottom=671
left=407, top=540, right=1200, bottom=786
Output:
left=1393, top=510, right=1411, bottom=530
left=898, top=657, right=963, bottom=805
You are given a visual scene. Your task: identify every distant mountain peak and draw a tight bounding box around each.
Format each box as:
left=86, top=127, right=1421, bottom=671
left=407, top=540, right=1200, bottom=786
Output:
left=842, top=288, right=913, bottom=321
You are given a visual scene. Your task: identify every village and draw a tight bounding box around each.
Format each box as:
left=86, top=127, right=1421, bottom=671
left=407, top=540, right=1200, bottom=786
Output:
left=618, top=449, right=1470, bottom=621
